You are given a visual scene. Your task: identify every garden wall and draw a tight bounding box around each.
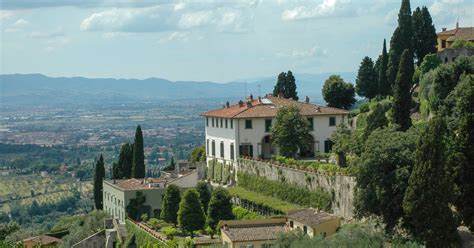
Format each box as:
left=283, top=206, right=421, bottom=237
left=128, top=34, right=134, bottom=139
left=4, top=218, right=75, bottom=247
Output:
left=237, top=158, right=356, bottom=219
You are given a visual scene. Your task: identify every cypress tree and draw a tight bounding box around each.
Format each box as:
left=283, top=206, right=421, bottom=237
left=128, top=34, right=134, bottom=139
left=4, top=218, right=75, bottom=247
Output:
left=206, top=187, right=234, bottom=231
left=403, top=117, right=458, bottom=247
left=160, top=184, right=181, bottom=224
left=113, top=143, right=133, bottom=179
left=392, top=49, right=413, bottom=131
left=132, top=125, right=145, bottom=178
left=356, top=56, right=378, bottom=99
left=378, top=39, right=390, bottom=97
left=412, top=6, right=437, bottom=66
left=93, top=154, right=105, bottom=210
left=196, top=181, right=211, bottom=213
left=285, top=70, right=298, bottom=100
left=387, top=0, right=413, bottom=90
left=273, top=72, right=286, bottom=97
left=178, top=189, right=206, bottom=236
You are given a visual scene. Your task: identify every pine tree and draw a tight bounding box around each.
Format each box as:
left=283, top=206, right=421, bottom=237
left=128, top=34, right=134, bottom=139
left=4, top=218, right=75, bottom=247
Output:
left=196, top=181, right=211, bottom=213
left=392, top=49, right=413, bottom=131
left=412, top=6, right=437, bottom=66
left=403, top=117, right=458, bottom=247
left=132, top=125, right=145, bottom=178
left=285, top=70, right=298, bottom=100
left=356, top=56, right=378, bottom=99
left=206, top=187, right=233, bottom=231
left=273, top=72, right=286, bottom=97
left=160, top=184, right=181, bottom=224
left=178, top=189, right=205, bottom=236
left=378, top=39, right=390, bottom=97
left=387, top=0, right=413, bottom=90
left=93, top=154, right=105, bottom=210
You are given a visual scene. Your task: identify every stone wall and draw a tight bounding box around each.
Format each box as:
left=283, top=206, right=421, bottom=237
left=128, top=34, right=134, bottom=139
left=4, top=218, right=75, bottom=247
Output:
left=237, top=158, right=356, bottom=219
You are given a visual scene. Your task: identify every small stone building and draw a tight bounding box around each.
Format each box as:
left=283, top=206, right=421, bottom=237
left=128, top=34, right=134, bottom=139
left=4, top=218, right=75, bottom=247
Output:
left=220, top=218, right=287, bottom=248
left=287, top=208, right=340, bottom=237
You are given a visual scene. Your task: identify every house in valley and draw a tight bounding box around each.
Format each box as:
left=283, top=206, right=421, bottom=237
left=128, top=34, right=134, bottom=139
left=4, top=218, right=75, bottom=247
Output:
left=200, top=95, right=350, bottom=167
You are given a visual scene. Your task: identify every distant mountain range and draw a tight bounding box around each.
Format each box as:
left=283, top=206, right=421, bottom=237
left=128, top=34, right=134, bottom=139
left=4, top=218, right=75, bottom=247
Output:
left=0, top=73, right=356, bottom=106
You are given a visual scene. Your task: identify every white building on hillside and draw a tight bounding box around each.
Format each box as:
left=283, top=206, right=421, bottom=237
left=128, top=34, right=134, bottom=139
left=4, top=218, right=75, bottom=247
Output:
left=200, top=95, right=350, bottom=166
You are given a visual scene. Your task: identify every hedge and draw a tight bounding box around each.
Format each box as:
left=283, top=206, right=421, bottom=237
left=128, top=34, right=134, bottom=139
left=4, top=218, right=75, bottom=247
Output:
left=229, top=187, right=300, bottom=214
left=237, top=172, right=331, bottom=211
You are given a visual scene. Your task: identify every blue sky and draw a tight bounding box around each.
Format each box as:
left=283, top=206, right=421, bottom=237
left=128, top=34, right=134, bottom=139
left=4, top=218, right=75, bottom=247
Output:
left=1, top=0, right=472, bottom=82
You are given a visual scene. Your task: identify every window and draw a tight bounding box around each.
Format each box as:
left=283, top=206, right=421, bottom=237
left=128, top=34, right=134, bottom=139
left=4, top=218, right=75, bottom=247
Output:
left=206, top=139, right=209, bottom=155
left=230, top=119, right=233, bottom=129
left=220, top=118, right=223, bottom=127
left=212, top=140, right=216, bottom=156
left=308, top=117, right=314, bottom=130
left=265, top=119, right=272, bottom=132
left=239, top=144, right=253, bottom=157
left=230, top=143, right=235, bottom=160
left=324, top=140, right=333, bottom=153
left=289, top=221, right=294, bottom=228
left=212, top=118, right=215, bottom=127
left=441, top=39, right=446, bottom=48
left=245, top=119, right=252, bottom=129
left=329, top=117, right=336, bottom=126
left=303, top=226, right=307, bottom=234
left=220, top=141, right=224, bottom=158
left=445, top=57, right=448, bottom=63
left=225, top=119, right=228, bottom=128
left=452, top=57, right=456, bottom=62
left=206, top=117, right=209, bottom=127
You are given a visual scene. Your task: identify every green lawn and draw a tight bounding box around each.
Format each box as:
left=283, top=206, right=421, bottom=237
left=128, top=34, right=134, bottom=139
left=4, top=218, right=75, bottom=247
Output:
left=228, top=186, right=302, bottom=213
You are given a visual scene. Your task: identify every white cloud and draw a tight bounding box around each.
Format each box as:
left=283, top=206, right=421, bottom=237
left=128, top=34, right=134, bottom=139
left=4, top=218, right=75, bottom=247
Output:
left=277, top=45, right=328, bottom=59
left=281, top=0, right=353, bottom=21
left=0, top=10, right=15, bottom=20
left=13, top=18, right=28, bottom=27
left=178, top=11, right=213, bottom=29
left=158, top=31, right=192, bottom=43
left=4, top=18, right=29, bottom=32
left=29, top=28, right=65, bottom=38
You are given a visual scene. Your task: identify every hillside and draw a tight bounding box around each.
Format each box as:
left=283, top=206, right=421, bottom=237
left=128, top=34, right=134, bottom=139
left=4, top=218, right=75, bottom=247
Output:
left=0, top=73, right=355, bottom=106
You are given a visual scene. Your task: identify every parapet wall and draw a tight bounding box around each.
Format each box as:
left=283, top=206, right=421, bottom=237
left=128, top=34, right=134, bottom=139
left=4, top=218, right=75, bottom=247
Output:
left=237, top=158, right=356, bottom=219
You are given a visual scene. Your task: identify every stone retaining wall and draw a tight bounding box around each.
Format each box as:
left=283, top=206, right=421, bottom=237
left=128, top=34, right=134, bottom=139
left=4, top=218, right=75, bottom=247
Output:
left=237, top=158, right=356, bottom=219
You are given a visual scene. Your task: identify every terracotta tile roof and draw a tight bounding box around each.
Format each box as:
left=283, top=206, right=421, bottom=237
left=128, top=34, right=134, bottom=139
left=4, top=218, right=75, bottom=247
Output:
left=221, top=218, right=287, bottom=242
left=438, top=27, right=474, bottom=41
left=107, top=178, right=167, bottom=190
left=200, top=96, right=348, bottom=119
left=23, top=235, right=62, bottom=245
left=287, top=208, right=338, bottom=228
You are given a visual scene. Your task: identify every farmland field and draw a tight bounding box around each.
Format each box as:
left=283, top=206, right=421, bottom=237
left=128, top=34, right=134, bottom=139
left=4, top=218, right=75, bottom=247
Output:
left=0, top=174, right=92, bottom=212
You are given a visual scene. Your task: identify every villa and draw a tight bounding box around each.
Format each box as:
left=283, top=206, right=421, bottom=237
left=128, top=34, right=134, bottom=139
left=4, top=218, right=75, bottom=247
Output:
left=200, top=95, right=350, bottom=167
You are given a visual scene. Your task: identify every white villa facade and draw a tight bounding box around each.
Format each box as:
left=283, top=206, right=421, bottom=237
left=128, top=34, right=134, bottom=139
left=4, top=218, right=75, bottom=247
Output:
left=201, top=95, right=350, bottom=167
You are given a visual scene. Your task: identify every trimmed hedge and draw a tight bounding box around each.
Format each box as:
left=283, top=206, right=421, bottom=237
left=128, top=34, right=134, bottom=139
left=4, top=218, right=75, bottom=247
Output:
left=237, top=172, right=331, bottom=211
left=229, top=187, right=300, bottom=213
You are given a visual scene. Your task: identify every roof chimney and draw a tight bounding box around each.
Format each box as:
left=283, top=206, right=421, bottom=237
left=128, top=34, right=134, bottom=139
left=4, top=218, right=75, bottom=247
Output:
left=442, top=27, right=447, bottom=31
left=305, top=96, right=310, bottom=103
left=258, top=96, right=262, bottom=103
left=249, top=94, right=254, bottom=101
left=246, top=100, right=252, bottom=108
left=317, top=106, right=321, bottom=112
left=456, top=21, right=459, bottom=29
left=238, top=100, right=244, bottom=107
left=226, top=101, right=230, bottom=108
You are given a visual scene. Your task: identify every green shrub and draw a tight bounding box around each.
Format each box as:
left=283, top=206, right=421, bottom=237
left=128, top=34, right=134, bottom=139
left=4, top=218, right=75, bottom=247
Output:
left=232, top=206, right=262, bottom=220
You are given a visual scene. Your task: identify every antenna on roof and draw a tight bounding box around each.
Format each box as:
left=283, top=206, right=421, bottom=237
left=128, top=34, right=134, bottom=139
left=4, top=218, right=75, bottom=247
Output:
left=456, top=8, right=460, bottom=29
left=258, top=84, right=261, bottom=97
left=244, top=80, right=247, bottom=99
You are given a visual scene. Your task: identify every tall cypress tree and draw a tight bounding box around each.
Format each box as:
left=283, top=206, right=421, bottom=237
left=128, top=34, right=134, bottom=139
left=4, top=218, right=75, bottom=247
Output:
left=93, top=154, right=105, bottom=210
left=392, top=49, right=413, bottom=131
left=273, top=72, right=286, bottom=97
left=206, top=187, right=234, bottom=231
left=178, top=189, right=206, bottom=236
left=285, top=70, right=298, bottom=100
left=412, top=6, right=437, bottom=66
left=113, top=143, right=133, bottom=179
left=387, top=0, right=413, bottom=91
left=356, top=56, right=378, bottom=99
left=132, top=125, right=145, bottom=178
left=161, top=184, right=181, bottom=224
left=378, top=39, right=390, bottom=97
left=403, top=117, right=458, bottom=247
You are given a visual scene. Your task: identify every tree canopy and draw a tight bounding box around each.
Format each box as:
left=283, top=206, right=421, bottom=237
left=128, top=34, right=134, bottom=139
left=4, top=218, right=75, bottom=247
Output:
left=206, top=187, right=233, bottom=231
left=392, top=49, right=413, bottom=131
left=113, top=143, right=133, bottom=179
left=412, top=6, right=437, bottom=66
left=273, top=71, right=299, bottom=100
left=356, top=56, right=378, bottom=99
left=196, top=181, right=211, bottom=213
left=93, top=154, right=105, bottom=210
left=160, top=184, right=181, bottom=224
left=178, top=189, right=205, bottom=235
left=322, top=75, right=356, bottom=110
left=132, top=125, right=145, bottom=178
left=271, top=104, right=310, bottom=158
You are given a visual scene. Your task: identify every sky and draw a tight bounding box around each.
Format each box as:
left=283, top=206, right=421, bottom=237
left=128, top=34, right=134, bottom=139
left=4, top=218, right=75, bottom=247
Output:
left=0, top=0, right=472, bottom=82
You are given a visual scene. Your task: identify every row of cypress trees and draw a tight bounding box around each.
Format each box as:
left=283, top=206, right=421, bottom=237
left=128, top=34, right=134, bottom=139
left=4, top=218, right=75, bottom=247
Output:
left=93, top=125, right=145, bottom=210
